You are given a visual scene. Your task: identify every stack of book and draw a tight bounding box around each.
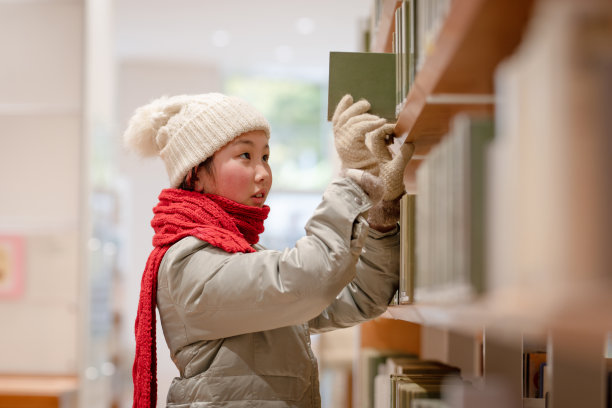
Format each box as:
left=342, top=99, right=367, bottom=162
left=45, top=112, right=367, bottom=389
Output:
left=362, top=350, right=419, bottom=408
left=374, top=356, right=460, bottom=408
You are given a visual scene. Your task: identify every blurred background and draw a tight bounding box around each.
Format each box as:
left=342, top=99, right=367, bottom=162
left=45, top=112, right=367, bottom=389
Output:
left=0, top=0, right=372, bottom=406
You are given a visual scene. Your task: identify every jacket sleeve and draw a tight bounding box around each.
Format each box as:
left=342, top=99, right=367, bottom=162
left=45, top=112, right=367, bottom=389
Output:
left=157, top=178, right=374, bottom=343
left=307, top=226, right=400, bottom=333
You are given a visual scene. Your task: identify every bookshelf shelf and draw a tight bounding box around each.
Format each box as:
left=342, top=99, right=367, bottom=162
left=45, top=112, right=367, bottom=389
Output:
left=386, top=302, right=486, bottom=333
left=387, top=279, right=612, bottom=337
left=395, top=99, right=493, bottom=158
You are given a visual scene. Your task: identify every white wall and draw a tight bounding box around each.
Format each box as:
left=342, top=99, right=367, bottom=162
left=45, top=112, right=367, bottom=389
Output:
left=0, top=0, right=83, bottom=375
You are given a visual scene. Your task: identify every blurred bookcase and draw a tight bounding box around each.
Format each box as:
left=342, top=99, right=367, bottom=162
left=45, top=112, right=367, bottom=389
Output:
left=342, top=0, right=612, bottom=406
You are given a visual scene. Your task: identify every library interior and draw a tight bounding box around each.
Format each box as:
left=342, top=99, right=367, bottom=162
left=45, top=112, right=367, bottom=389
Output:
left=0, top=0, right=611, bottom=407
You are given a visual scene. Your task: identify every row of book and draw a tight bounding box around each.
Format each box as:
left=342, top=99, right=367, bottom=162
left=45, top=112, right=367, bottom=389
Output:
left=392, top=0, right=414, bottom=116
left=398, top=114, right=493, bottom=304
left=369, top=352, right=611, bottom=407
left=392, top=0, right=451, bottom=115
left=485, top=0, right=612, bottom=291
left=522, top=352, right=612, bottom=408
left=368, top=0, right=390, bottom=47
left=523, top=351, right=547, bottom=399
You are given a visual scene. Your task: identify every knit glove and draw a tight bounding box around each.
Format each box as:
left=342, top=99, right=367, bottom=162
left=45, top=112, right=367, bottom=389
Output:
left=332, top=94, right=387, bottom=203
left=365, top=123, right=415, bottom=230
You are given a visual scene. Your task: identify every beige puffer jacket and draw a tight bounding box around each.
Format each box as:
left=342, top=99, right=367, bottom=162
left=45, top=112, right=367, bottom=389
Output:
left=156, top=178, right=400, bottom=407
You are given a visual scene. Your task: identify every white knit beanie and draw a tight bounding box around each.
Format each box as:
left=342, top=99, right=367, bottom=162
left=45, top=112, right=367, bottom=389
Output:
left=123, top=93, right=271, bottom=187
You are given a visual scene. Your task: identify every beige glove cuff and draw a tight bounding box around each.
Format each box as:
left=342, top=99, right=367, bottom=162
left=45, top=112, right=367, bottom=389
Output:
left=366, top=197, right=402, bottom=231
left=381, top=142, right=415, bottom=200
left=341, top=169, right=384, bottom=205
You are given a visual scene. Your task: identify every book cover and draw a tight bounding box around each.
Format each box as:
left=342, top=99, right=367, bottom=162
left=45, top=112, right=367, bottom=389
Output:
left=523, top=351, right=547, bottom=398
left=399, top=194, right=416, bottom=304
left=327, top=51, right=396, bottom=121
left=462, top=115, right=495, bottom=295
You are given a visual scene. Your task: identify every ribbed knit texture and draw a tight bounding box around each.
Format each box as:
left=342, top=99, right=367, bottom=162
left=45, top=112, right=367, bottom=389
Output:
left=331, top=94, right=386, bottom=174
left=132, top=188, right=269, bottom=408
left=366, top=123, right=415, bottom=201
left=123, top=93, right=270, bottom=188
left=159, top=94, right=271, bottom=187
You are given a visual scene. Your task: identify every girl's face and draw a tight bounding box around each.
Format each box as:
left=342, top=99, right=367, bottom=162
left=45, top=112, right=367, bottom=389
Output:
left=195, top=130, right=272, bottom=207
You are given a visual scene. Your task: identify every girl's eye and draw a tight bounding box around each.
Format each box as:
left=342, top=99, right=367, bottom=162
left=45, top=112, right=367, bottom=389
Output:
left=240, top=152, right=251, bottom=159
left=263, top=154, right=269, bottom=162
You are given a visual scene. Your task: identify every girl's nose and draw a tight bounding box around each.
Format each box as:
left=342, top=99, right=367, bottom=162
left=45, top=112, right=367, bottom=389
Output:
left=255, top=164, right=271, bottom=183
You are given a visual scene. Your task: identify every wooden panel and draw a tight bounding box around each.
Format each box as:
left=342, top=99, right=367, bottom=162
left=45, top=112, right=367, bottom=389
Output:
left=360, top=317, right=421, bottom=355
left=0, top=376, right=77, bottom=408
left=0, top=395, right=60, bottom=408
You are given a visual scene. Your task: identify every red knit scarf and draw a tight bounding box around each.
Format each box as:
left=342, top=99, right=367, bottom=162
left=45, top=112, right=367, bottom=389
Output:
left=132, top=188, right=269, bottom=408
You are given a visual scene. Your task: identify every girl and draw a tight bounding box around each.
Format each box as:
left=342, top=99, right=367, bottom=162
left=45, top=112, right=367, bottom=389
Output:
left=124, top=93, right=413, bottom=407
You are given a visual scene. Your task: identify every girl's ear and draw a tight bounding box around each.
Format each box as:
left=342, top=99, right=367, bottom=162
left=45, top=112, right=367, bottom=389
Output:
left=194, top=165, right=213, bottom=193
left=179, top=166, right=199, bottom=191
left=193, top=176, right=205, bottom=193
left=193, top=156, right=215, bottom=193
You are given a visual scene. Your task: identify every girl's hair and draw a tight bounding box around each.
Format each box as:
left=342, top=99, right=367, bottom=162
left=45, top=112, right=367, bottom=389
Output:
left=178, top=156, right=214, bottom=192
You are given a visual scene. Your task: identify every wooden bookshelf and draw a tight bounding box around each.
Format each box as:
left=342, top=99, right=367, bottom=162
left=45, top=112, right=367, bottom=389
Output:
left=361, top=318, right=421, bottom=354
left=364, top=0, right=612, bottom=406
left=370, top=0, right=612, bottom=334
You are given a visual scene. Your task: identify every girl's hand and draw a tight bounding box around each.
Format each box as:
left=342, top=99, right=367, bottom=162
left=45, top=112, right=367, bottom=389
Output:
left=366, top=123, right=415, bottom=201
left=332, top=94, right=386, bottom=174
left=364, top=123, right=415, bottom=231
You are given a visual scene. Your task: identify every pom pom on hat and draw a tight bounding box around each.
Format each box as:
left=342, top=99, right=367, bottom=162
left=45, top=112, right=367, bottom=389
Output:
left=123, top=95, right=185, bottom=157
left=123, top=93, right=270, bottom=187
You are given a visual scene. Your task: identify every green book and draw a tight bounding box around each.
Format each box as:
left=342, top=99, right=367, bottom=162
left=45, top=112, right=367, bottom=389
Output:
left=461, top=115, right=494, bottom=295
left=399, top=194, right=416, bottom=304
left=327, top=51, right=396, bottom=121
